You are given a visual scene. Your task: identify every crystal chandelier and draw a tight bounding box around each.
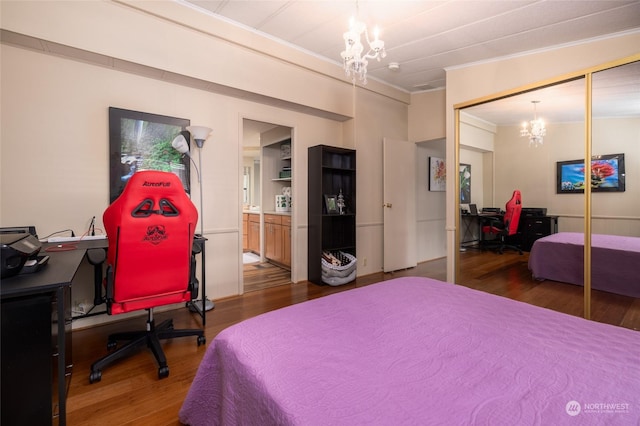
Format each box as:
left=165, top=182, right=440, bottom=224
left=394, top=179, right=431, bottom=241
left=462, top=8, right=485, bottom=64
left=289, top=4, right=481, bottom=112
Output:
left=340, top=3, right=386, bottom=85
left=520, top=101, right=546, bottom=147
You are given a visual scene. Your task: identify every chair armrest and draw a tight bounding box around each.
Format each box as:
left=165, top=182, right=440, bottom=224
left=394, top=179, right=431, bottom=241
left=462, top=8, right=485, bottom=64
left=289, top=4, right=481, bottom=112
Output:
left=87, top=248, right=106, bottom=306
left=189, top=255, right=199, bottom=300
left=192, top=238, right=203, bottom=255
left=87, top=248, right=106, bottom=265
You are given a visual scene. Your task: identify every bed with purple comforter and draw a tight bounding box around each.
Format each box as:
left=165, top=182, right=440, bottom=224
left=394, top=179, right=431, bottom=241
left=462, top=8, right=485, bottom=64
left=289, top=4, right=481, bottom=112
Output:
left=529, top=232, right=640, bottom=298
left=179, top=277, right=640, bottom=425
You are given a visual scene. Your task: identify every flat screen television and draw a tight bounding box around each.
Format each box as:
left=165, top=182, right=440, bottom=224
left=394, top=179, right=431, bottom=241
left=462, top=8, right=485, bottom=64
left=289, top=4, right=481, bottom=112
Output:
left=556, top=153, right=625, bottom=194
left=109, top=107, right=190, bottom=202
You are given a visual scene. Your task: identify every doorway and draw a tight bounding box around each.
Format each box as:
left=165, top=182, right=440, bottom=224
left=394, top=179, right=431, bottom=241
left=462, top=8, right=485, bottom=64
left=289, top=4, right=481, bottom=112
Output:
left=242, top=118, right=292, bottom=292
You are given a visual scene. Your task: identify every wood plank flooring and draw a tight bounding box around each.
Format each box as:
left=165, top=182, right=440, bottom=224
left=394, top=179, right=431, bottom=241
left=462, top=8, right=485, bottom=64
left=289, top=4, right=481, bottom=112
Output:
left=243, top=261, right=291, bottom=293
left=67, top=251, right=638, bottom=425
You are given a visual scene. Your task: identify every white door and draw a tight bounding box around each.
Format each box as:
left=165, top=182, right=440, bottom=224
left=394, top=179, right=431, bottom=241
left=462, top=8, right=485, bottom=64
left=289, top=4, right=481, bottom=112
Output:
left=383, top=138, right=417, bottom=272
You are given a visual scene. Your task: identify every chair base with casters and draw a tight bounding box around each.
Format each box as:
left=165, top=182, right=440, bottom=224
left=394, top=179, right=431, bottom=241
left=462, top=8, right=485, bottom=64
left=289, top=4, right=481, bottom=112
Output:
left=480, top=232, right=523, bottom=255
left=89, top=308, right=205, bottom=384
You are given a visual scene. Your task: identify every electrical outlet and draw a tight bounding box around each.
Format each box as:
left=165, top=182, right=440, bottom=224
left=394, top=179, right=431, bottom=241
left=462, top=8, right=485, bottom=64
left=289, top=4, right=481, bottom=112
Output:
left=363, top=257, right=368, bottom=267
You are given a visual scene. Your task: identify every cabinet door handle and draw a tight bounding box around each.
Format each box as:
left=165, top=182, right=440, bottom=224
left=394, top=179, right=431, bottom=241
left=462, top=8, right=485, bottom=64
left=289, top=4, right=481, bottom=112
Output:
left=383, top=203, right=392, bottom=208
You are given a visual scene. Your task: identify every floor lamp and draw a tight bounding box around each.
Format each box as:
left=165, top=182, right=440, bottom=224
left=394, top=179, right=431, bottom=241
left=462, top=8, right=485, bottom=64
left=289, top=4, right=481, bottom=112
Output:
left=172, top=126, right=215, bottom=312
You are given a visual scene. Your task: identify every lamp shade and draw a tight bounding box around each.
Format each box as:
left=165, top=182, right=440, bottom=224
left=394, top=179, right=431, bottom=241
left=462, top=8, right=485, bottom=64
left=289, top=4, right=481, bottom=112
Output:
left=171, top=130, right=191, bottom=155
left=187, top=126, right=212, bottom=141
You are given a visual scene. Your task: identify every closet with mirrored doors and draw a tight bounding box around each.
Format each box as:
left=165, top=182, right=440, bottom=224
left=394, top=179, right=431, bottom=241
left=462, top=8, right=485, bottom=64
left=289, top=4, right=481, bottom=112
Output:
left=455, top=56, right=640, bottom=331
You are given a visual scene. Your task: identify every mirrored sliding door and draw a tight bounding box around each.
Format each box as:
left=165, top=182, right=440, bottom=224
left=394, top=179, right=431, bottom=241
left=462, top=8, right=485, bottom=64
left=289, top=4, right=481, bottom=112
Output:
left=590, top=61, right=640, bottom=329
left=455, top=56, right=639, bottom=330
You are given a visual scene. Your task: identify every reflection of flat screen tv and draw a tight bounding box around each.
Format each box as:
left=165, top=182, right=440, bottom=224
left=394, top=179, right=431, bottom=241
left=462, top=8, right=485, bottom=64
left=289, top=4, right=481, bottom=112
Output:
left=556, top=153, right=625, bottom=194
left=109, top=107, right=190, bottom=203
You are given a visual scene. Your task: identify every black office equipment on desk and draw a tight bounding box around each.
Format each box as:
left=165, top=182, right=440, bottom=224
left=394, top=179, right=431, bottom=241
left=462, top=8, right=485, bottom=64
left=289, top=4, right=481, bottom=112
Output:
left=0, top=232, right=46, bottom=278
left=521, top=207, right=547, bottom=217
left=481, top=207, right=501, bottom=213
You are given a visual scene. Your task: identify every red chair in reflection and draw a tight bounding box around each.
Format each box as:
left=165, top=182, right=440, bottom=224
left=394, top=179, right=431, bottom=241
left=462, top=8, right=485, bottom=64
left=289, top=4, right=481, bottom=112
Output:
left=89, top=170, right=205, bottom=384
left=481, top=190, right=523, bottom=255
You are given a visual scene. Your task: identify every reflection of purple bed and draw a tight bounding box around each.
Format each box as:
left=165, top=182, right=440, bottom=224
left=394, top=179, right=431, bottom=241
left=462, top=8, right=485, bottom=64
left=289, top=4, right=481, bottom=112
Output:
left=179, top=277, right=640, bottom=425
left=529, top=232, right=640, bottom=298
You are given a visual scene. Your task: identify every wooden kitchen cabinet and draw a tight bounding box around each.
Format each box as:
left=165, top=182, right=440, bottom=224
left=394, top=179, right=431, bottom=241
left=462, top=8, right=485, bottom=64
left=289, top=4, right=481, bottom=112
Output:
left=242, top=213, right=248, bottom=250
left=248, top=213, right=260, bottom=254
left=264, top=214, right=291, bottom=269
left=282, top=215, right=291, bottom=268
left=264, top=214, right=283, bottom=264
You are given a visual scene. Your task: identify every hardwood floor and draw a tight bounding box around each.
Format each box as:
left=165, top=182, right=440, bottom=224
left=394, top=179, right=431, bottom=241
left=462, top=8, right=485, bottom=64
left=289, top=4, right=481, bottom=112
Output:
left=67, top=252, right=638, bottom=424
left=458, top=250, right=640, bottom=330
left=243, top=261, right=291, bottom=293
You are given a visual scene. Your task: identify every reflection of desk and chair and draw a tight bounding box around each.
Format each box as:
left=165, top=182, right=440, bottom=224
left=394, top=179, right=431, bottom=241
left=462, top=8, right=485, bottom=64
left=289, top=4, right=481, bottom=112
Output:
left=481, top=190, right=523, bottom=254
left=1, top=171, right=208, bottom=425
left=460, top=204, right=504, bottom=250
left=460, top=194, right=559, bottom=253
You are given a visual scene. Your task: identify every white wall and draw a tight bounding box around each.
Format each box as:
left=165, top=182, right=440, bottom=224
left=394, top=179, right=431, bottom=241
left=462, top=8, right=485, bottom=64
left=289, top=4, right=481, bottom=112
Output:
left=0, top=44, right=341, bottom=316
left=417, top=140, right=447, bottom=261
left=409, top=89, right=446, bottom=142
left=353, top=87, right=410, bottom=275
left=493, top=117, right=640, bottom=236
left=409, top=89, right=448, bottom=262
left=459, top=113, right=497, bottom=210
left=0, top=0, right=416, bottom=328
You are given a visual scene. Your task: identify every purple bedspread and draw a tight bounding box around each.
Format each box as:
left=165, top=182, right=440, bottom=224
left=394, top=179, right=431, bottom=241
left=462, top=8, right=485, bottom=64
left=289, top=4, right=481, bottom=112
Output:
left=528, top=232, right=640, bottom=298
left=179, top=277, right=640, bottom=425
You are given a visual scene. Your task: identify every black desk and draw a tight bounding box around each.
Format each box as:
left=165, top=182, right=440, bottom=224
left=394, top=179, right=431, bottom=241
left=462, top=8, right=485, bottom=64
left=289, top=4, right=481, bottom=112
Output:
left=0, top=237, right=207, bottom=425
left=461, top=213, right=559, bottom=252
left=1, top=245, right=85, bottom=425
left=460, top=213, right=502, bottom=248
left=517, top=215, right=559, bottom=251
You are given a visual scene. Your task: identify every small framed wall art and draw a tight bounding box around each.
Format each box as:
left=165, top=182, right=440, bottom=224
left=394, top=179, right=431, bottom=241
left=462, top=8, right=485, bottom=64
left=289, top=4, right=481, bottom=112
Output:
left=460, top=163, right=471, bottom=203
left=429, top=157, right=446, bottom=192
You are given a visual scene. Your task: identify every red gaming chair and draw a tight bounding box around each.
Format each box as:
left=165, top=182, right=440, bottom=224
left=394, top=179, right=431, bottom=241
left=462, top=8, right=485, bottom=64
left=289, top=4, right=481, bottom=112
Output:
left=89, top=170, right=205, bottom=384
left=481, top=190, right=523, bottom=255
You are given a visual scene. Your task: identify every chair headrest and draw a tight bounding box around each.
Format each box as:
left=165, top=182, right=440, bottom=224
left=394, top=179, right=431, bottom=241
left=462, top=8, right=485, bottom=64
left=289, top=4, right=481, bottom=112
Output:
left=105, top=170, right=197, bottom=223
left=120, top=170, right=189, bottom=199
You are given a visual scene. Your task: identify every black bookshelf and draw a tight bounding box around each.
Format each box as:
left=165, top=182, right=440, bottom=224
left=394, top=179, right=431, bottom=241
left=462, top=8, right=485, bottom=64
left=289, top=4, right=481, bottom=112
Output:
left=308, top=145, right=356, bottom=285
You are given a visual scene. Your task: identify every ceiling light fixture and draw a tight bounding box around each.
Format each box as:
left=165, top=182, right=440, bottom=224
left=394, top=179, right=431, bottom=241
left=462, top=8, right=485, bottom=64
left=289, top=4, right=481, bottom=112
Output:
left=520, top=101, right=546, bottom=147
left=340, top=1, right=386, bottom=85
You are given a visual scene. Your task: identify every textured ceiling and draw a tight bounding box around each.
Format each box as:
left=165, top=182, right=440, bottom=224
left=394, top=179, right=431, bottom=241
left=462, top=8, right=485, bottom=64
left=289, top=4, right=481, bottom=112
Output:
left=187, top=0, right=640, bottom=93
left=186, top=0, right=640, bottom=124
